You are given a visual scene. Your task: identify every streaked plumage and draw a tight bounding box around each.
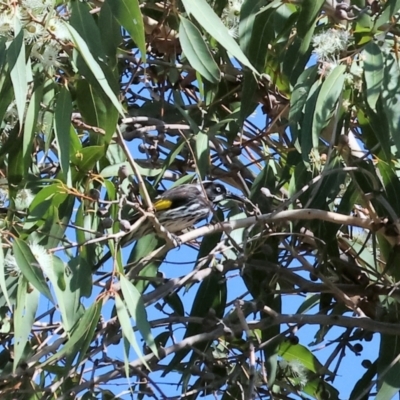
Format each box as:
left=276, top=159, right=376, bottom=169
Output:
left=122, top=181, right=241, bottom=246
left=93, top=181, right=242, bottom=271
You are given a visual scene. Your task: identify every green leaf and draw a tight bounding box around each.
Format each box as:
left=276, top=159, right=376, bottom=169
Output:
left=350, top=360, right=377, bottom=400
left=154, top=138, right=186, bottom=186
left=12, top=239, right=54, bottom=303
left=48, top=255, right=82, bottom=332
left=358, top=104, right=391, bottom=162
left=181, top=0, right=257, bottom=74
left=71, top=145, right=105, bottom=172
left=7, top=126, right=24, bottom=186
left=7, top=28, right=27, bottom=126
left=13, top=276, right=39, bottom=371
left=283, top=0, right=323, bottom=82
left=278, top=340, right=324, bottom=374
left=244, top=6, right=274, bottom=72
left=296, top=294, right=320, bottom=314
left=54, top=87, right=72, bottom=183
left=23, top=83, right=42, bottom=167
left=377, top=159, right=400, bottom=219
left=238, top=4, right=275, bottom=123
left=376, top=334, right=400, bottom=400
left=106, top=0, right=146, bottom=62
left=66, top=24, right=125, bottom=116
left=126, top=234, right=164, bottom=293
left=98, top=1, right=122, bottom=65
left=119, top=274, right=158, bottom=357
left=40, top=79, right=56, bottom=152
left=296, top=0, right=325, bottom=39
left=75, top=302, right=102, bottom=367
left=312, top=65, right=346, bottom=146
left=42, top=301, right=101, bottom=366
left=179, top=17, right=220, bottom=84
left=289, top=65, right=318, bottom=143
left=381, top=55, right=400, bottom=156
left=76, top=79, right=118, bottom=143
left=0, top=241, right=11, bottom=310
left=70, top=0, right=106, bottom=60
left=298, top=79, right=321, bottom=163
left=164, top=273, right=227, bottom=375
left=303, top=376, right=339, bottom=400
left=195, top=130, right=209, bottom=179
left=239, top=72, right=258, bottom=123
left=239, top=0, right=276, bottom=56
left=28, top=182, right=64, bottom=212
left=115, top=293, right=150, bottom=369
left=68, top=255, right=93, bottom=300
left=363, top=42, right=384, bottom=111
left=374, top=0, right=400, bottom=31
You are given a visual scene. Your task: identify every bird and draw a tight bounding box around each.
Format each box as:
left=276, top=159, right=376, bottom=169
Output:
left=93, top=181, right=243, bottom=271
left=121, top=181, right=243, bottom=247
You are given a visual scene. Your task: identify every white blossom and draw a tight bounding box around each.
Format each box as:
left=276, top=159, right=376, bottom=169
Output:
left=46, top=17, right=70, bottom=42
left=221, top=0, right=243, bottom=38
left=312, top=28, right=350, bottom=61
left=29, top=241, right=53, bottom=276
left=24, top=21, right=45, bottom=44
left=0, top=11, right=13, bottom=36
left=5, top=253, right=20, bottom=277
left=43, top=45, right=61, bottom=67
left=21, top=0, right=55, bottom=14
left=3, top=103, right=18, bottom=132
left=317, top=59, right=340, bottom=77
left=15, top=189, right=34, bottom=210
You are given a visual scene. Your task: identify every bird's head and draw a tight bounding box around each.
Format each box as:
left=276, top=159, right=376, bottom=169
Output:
left=202, top=181, right=244, bottom=204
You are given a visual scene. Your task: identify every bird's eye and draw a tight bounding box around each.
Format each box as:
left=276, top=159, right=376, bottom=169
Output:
left=216, top=186, right=222, bottom=193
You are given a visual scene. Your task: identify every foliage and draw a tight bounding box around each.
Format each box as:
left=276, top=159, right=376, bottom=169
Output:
left=0, top=0, right=400, bottom=398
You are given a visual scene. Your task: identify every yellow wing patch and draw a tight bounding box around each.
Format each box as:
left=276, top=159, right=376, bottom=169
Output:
left=153, top=199, right=173, bottom=211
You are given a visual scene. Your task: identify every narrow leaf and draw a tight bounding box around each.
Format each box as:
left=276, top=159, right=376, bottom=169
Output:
left=376, top=334, right=400, bottom=400
left=120, top=274, right=158, bottom=357
left=179, top=17, right=220, bottom=84
left=181, top=0, right=257, bottom=74
left=23, top=84, right=43, bottom=166
left=106, top=0, right=146, bottom=61
left=66, top=24, right=125, bottom=116
left=312, top=65, right=346, bottom=146
left=70, top=0, right=106, bottom=60
left=278, top=340, right=324, bottom=374
left=381, top=55, right=400, bottom=156
left=364, top=42, right=384, bottom=111
left=42, top=301, right=101, bottom=366
left=12, top=239, right=54, bottom=303
left=14, top=276, right=39, bottom=371
left=0, top=240, right=12, bottom=310
left=54, top=87, right=72, bottom=182
left=115, top=293, right=150, bottom=369
left=195, top=130, right=209, bottom=179
left=7, top=27, right=27, bottom=126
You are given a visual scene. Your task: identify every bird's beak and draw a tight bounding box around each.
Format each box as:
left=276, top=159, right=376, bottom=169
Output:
left=224, top=191, right=247, bottom=203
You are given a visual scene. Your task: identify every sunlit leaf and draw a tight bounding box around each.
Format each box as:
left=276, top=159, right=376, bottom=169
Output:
left=7, top=27, right=27, bottom=127
left=13, top=276, right=39, bottom=371
left=12, top=239, right=53, bottom=303
left=115, top=293, right=150, bottom=369
left=120, top=274, right=158, bottom=357
left=181, top=0, right=257, bottom=73
left=66, top=24, right=125, bottom=116
left=179, top=17, right=220, bottom=84
left=54, top=87, right=72, bottom=183
left=106, top=0, right=146, bottom=61
left=363, top=42, right=384, bottom=111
